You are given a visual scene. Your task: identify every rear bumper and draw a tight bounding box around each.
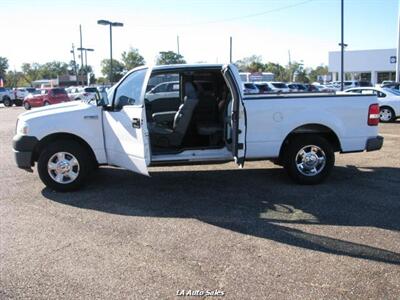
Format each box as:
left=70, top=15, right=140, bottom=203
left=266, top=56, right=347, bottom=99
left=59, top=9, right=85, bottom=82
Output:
left=366, top=135, right=384, bottom=152
left=13, top=135, right=38, bottom=170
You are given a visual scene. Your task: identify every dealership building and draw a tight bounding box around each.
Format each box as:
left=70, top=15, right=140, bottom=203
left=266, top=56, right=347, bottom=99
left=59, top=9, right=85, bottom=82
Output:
left=328, top=48, right=396, bottom=84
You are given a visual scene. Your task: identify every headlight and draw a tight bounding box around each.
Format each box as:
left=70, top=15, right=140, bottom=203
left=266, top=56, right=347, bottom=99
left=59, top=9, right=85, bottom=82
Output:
left=16, top=120, right=29, bottom=135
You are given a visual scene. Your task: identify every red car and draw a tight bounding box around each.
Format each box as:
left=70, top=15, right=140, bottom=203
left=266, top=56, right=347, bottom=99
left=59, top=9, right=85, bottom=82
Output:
left=23, top=88, right=70, bottom=110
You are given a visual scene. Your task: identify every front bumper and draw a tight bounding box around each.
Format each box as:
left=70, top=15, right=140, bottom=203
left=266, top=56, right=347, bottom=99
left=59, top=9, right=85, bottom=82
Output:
left=13, top=135, right=38, bottom=170
left=366, top=135, right=384, bottom=152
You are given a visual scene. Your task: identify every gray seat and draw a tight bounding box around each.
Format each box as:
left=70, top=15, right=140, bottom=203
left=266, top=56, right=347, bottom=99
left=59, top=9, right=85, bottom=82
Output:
left=150, top=82, right=199, bottom=147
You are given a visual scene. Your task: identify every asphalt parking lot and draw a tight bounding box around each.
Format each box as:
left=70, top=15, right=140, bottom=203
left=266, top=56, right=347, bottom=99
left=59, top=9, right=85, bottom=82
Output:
left=0, top=106, right=399, bottom=299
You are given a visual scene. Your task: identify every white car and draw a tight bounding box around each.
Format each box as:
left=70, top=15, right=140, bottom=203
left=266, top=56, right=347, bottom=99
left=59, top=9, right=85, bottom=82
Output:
left=66, top=86, right=97, bottom=101
left=264, top=82, right=290, bottom=93
left=0, top=87, right=16, bottom=106
left=243, top=82, right=259, bottom=94
left=341, top=87, right=400, bottom=122
left=145, top=81, right=180, bottom=102
left=13, top=64, right=383, bottom=191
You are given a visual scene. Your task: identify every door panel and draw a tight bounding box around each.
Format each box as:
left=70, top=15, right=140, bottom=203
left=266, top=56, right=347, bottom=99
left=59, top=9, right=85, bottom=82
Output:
left=103, top=106, right=150, bottom=175
left=103, top=67, right=150, bottom=176
left=222, top=64, right=247, bottom=166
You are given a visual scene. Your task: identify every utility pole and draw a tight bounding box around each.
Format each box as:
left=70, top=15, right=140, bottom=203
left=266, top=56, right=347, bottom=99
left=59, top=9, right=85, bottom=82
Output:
left=229, top=36, right=233, bottom=63
left=288, top=49, right=292, bottom=82
left=79, top=24, right=84, bottom=86
left=396, top=5, right=400, bottom=82
left=70, top=44, right=79, bottom=85
left=177, top=35, right=180, bottom=55
left=340, top=0, right=344, bottom=91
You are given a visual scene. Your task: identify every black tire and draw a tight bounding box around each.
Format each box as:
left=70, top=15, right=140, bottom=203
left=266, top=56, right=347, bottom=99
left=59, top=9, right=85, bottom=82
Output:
left=43, top=101, right=50, bottom=106
left=3, top=97, right=12, bottom=107
left=379, top=106, right=395, bottom=123
left=284, top=135, right=335, bottom=185
left=37, top=140, right=92, bottom=192
left=23, top=101, right=31, bottom=110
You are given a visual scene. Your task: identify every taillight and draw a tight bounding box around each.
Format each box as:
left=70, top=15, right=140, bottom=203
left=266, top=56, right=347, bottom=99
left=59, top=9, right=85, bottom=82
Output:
left=368, top=104, right=380, bottom=126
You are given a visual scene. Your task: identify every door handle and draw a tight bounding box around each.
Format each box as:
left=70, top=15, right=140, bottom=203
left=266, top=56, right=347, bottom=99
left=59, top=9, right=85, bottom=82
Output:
left=132, top=118, right=141, bottom=128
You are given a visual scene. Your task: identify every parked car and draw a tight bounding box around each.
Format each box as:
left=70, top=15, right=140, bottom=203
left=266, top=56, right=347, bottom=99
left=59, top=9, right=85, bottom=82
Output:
left=315, top=84, right=336, bottom=93
left=13, top=64, right=383, bottom=191
left=287, top=83, right=307, bottom=92
left=15, top=87, right=36, bottom=99
left=0, top=87, right=15, bottom=106
left=265, top=82, right=290, bottom=93
left=341, top=87, right=400, bottom=122
left=66, top=86, right=97, bottom=101
left=381, top=82, right=400, bottom=90
left=303, top=84, right=320, bottom=92
left=254, top=82, right=272, bottom=94
left=23, top=88, right=70, bottom=110
left=243, top=82, right=259, bottom=94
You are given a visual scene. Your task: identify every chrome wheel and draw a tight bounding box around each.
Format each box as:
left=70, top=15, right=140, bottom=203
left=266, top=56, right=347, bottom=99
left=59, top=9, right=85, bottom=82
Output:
left=295, top=145, right=326, bottom=177
left=44, top=102, right=50, bottom=106
left=47, top=152, right=80, bottom=184
left=380, top=108, right=393, bottom=122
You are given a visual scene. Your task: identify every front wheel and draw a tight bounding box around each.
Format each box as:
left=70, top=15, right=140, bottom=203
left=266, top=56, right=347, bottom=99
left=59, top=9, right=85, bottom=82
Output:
left=37, top=140, right=92, bottom=192
left=379, top=107, right=395, bottom=123
left=23, top=101, right=31, bottom=110
left=284, top=135, right=335, bottom=185
left=43, top=101, right=50, bottom=106
left=3, top=97, right=12, bottom=107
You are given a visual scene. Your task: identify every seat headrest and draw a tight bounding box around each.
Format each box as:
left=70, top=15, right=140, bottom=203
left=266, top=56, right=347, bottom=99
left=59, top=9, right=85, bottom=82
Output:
left=184, top=82, right=197, bottom=100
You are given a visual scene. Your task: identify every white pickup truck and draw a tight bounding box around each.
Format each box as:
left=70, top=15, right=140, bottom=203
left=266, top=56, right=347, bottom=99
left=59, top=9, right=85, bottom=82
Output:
left=13, top=64, right=383, bottom=191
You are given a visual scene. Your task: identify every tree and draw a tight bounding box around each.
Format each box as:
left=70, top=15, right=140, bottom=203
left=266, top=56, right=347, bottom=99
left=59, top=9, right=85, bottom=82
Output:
left=101, top=58, right=124, bottom=82
left=308, top=65, right=329, bottom=82
left=235, top=55, right=262, bottom=72
left=263, top=62, right=287, bottom=81
left=21, top=63, right=41, bottom=85
left=121, top=48, right=145, bottom=72
left=0, top=57, right=9, bottom=80
left=156, top=51, right=186, bottom=65
left=39, top=61, right=69, bottom=79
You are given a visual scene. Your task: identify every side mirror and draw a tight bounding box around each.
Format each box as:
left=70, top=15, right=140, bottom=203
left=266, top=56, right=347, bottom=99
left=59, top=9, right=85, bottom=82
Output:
left=115, top=95, right=135, bottom=110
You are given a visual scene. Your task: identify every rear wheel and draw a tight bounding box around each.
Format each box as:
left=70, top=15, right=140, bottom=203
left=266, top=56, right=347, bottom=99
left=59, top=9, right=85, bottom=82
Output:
left=24, top=101, right=31, bottom=110
left=3, top=97, right=12, bottom=107
left=37, top=140, right=92, bottom=192
left=379, top=107, right=395, bottom=123
left=284, top=135, right=335, bottom=185
left=44, top=101, right=50, bottom=106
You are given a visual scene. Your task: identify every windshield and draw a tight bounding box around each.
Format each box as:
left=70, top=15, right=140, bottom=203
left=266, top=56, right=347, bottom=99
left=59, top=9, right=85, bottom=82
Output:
left=384, top=88, right=400, bottom=96
left=272, top=83, right=287, bottom=88
left=84, top=87, right=98, bottom=93
left=52, top=88, right=67, bottom=95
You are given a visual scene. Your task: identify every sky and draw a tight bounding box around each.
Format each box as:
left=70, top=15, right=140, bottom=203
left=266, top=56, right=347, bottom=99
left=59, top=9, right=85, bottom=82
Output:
left=0, top=0, right=398, bottom=77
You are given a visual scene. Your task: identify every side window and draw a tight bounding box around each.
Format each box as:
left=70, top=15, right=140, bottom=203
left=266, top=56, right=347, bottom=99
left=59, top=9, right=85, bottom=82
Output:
left=145, top=73, right=181, bottom=113
left=361, top=90, right=376, bottom=95
left=153, top=83, right=167, bottom=93
left=376, top=91, right=386, bottom=98
left=114, top=68, right=147, bottom=108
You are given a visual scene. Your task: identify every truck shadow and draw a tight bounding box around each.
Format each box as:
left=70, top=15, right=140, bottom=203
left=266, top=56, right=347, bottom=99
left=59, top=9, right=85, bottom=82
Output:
left=42, top=164, right=400, bottom=265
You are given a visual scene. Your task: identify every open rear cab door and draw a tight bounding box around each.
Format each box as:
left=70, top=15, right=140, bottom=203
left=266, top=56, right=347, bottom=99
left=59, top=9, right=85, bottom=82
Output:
left=222, top=64, right=247, bottom=167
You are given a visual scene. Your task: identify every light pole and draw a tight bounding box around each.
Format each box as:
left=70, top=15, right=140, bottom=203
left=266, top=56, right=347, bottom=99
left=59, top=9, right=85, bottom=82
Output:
left=97, top=20, right=124, bottom=84
left=340, top=0, right=345, bottom=91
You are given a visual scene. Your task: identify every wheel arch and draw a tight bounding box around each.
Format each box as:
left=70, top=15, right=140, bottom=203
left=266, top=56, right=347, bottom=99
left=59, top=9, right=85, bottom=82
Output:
left=380, top=105, right=396, bottom=115
left=33, top=132, right=98, bottom=167
left=278, top=123, right=341, bottom=163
